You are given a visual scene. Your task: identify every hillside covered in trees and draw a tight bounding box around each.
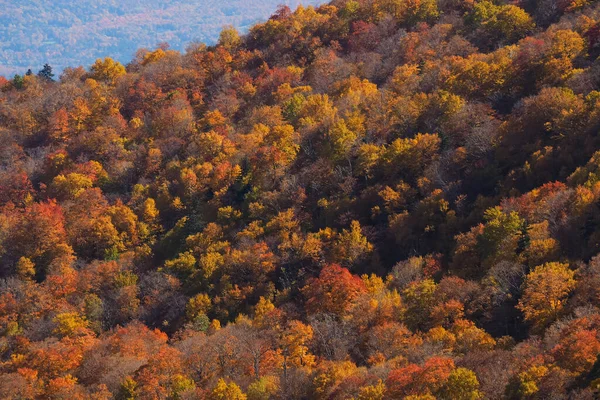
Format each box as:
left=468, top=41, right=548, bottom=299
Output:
left=3, top=0, right=600, bottom=398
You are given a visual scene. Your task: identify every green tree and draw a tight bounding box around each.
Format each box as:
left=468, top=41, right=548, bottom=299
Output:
left=440, top=368, right=482, bottom=400
left=467, top=1, right=534, bottom=45
left=219, top=25, right=242, bottom=49
left=37, top=63, right=54, bottom=81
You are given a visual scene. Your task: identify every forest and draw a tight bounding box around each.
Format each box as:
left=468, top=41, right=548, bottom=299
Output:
left=2, top=0, right=600, bottom=398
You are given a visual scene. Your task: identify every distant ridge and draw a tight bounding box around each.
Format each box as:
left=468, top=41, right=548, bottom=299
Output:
left=0, top=0, right=323, bottom=77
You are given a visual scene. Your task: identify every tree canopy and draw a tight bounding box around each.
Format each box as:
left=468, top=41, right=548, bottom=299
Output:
left=2, top=0, right=600, bottom=398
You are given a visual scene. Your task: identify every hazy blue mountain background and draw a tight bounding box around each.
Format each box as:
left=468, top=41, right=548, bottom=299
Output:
left=0, top=0, right=322, bottom=77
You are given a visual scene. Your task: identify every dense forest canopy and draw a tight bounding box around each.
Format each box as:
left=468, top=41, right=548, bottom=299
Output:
left=3, top=0, right=600, bottom=398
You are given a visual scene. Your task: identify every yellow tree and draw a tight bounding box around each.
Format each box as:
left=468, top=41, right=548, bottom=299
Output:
left=517, top=262, right=575, bottom=331
left=209, top=379, right=246, bottom=400
left=278, top=320, right=315, bottom=378
left=90, top=57, right=126, bottom=84
left=333, top=220, right=373, bottom=268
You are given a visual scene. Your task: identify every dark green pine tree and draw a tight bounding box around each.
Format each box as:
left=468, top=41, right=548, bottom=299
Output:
left=12, top=74, right=24, bottom=89
left=37, top=63, right=54, bottom=81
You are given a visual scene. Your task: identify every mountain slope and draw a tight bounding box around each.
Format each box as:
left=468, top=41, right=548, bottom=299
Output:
left=1, top=0, right=600, bottom=398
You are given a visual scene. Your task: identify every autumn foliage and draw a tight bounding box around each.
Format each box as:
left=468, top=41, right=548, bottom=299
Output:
left=2, top=0, right=600, bottom=398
